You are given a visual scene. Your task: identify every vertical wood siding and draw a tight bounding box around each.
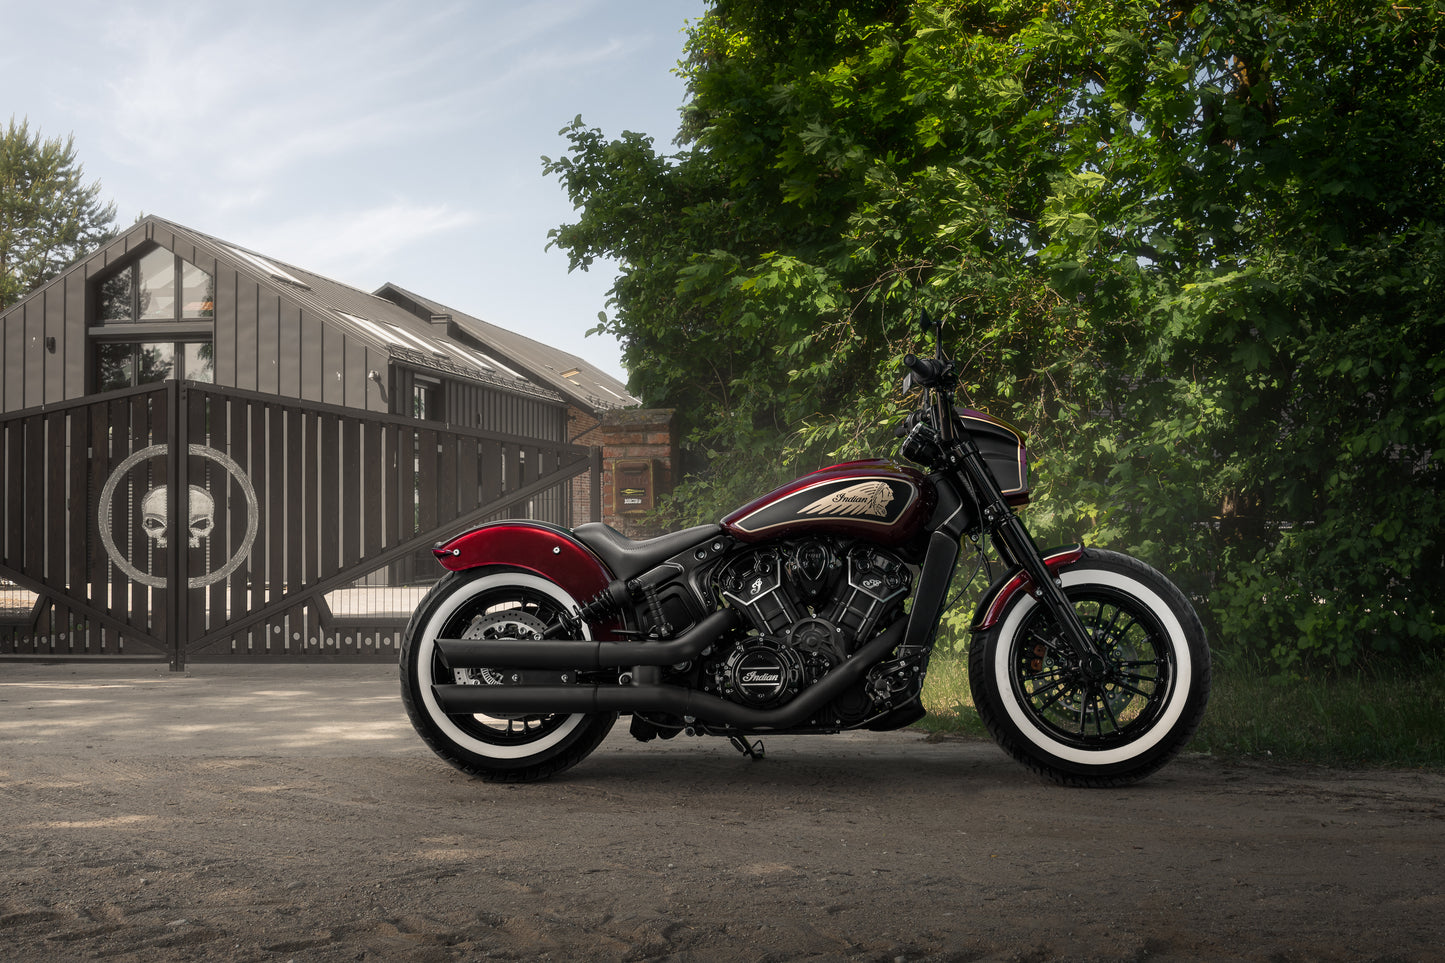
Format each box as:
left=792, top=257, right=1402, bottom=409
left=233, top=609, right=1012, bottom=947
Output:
left=0, top=220, right=409, bottom=416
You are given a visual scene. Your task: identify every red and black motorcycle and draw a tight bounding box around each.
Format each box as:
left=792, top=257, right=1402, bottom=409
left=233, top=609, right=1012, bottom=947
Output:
left=400, top=316, right=1210, bottom=786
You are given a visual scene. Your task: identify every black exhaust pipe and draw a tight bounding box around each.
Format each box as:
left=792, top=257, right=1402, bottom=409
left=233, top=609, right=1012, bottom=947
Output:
left=431, top=617, right=905, bottom=731
left=435, top=607, right=740, bottom=670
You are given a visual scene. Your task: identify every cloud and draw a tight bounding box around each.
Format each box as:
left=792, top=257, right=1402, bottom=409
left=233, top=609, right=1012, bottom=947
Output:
left=36, top=0, right=686, bottom=228
left=234, top=201, right=480, bottom=281
left=5, top=0, right=697, bottom=381
left=93, top=5, right=458, bottom=177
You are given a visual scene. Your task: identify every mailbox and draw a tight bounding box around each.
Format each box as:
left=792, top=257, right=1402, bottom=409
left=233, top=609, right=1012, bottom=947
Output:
left=613, top=460, right=658, bottom=515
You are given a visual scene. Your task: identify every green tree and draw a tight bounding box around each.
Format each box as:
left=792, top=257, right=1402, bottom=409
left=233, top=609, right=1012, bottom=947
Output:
left=1086, top=3, right=1445, bottom=670
left=548, top=1, right=1445, bottom=668
left=1, top=118, right=117, bottom=309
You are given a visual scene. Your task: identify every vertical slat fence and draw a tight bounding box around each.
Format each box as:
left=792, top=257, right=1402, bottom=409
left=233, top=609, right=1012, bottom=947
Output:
left=1, top=382, right=594, bottom=667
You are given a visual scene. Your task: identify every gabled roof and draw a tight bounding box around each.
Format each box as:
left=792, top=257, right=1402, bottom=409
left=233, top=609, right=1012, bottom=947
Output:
left=143, top=217, right=563, bottom=403
left=374, top=282, right=639, bottom=415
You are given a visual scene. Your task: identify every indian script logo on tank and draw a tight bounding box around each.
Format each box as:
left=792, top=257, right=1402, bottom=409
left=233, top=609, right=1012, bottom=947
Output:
left=799, top=481, right=894, bottom=518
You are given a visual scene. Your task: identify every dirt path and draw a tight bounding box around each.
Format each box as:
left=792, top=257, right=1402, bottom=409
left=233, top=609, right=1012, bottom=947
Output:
left=1, top=664, right=1441, bottom=962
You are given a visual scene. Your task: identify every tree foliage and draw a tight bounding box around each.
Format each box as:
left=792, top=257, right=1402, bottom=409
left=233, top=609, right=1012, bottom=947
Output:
left=1, top=118, right=117, bottom=310
left=547, top=0, right=1445, bottom=669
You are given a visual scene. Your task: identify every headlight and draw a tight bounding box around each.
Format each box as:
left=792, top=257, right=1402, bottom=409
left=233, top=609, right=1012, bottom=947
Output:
left=899, top=419, right=942, bottom=467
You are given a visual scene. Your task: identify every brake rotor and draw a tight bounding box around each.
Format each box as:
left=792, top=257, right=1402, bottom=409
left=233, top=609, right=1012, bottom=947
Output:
left=453, top=609, right=548, bottom=691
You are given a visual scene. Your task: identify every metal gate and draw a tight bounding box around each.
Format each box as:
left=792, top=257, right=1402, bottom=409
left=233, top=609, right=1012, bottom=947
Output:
left=0, top=382, right=593, bottom=668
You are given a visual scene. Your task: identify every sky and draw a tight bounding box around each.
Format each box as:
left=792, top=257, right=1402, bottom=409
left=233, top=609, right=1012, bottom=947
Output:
left=2, top=0, right=707, bottom=383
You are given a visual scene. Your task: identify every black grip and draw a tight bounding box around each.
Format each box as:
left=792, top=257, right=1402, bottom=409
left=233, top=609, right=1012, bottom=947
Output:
left=903, top=353, right=946, bottom=383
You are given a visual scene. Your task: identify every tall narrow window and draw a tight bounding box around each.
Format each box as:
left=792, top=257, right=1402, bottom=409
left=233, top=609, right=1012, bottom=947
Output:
left=411, top=378, right=442, bottom=421
left=138, top=249, right=176, bottom=320
left=99, top=271, right=135, bottom=323
left=96, top=343, right=135, bottom=392
left=181, top=262, right=215, bottom=319
left=182, top=342, right=215, bottom=382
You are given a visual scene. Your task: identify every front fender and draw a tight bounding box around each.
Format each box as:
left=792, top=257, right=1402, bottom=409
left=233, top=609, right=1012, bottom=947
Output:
left=972, top=545, right=1086, bottom=632
left=433, top=521, right=616, bottom=611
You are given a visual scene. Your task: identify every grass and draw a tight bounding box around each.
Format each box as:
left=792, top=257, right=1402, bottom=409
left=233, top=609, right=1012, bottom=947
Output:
left=917, top=648, right=1445, bottom=770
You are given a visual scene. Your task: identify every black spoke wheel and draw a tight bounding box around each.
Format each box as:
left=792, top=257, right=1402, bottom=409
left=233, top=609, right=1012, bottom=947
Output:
left=971, top=549, right=1210, bottom=787
left=400, top=568, right=616, bottom=782
left=1010, top=588, right=1175, bottom=750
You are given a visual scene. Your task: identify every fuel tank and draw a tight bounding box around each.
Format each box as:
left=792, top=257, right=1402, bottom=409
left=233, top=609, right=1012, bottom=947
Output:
left=721, top=459, right=936, bottom=547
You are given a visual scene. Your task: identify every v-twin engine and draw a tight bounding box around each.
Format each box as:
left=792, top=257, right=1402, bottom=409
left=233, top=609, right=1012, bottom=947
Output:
left=703, top=540, right=916, bottom=723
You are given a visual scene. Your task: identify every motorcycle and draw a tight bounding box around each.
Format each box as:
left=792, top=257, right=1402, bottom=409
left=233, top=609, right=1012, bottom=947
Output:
left=400, top=314, right=1210, bottom=786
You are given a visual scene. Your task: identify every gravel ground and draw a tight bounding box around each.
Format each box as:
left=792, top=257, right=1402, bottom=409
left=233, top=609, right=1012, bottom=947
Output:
left=1, top=663, right=1441, bottom=962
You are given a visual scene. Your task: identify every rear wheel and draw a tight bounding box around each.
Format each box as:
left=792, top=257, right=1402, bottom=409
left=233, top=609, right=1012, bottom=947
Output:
left=400, top=569, right=615, bottom=782
left=970, top=549, right=1210, bottom=787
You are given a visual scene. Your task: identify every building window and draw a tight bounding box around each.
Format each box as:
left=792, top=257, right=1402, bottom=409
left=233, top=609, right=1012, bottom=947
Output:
left=412, top=378, right=442, bottom=421
left=96, top=341, right=214, bottom=391
left=93, top=249, right=216, bottom=392
left=98, top=248, right=214, bottom=323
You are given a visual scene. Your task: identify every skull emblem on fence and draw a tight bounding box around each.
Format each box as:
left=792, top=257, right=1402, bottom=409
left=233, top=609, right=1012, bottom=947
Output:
left=139, top=485, right=216, bottom=548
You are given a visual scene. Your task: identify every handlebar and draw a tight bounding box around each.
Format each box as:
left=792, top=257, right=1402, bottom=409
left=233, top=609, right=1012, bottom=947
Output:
left=897, top=331, right=958, bottom=458
left=903, top=353, right=949, bottom=386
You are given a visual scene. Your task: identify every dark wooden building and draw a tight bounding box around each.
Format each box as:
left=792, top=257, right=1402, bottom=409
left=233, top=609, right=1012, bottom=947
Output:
left=0, top=215, right=636, bottom=666
left=372, top=282, right=636, bottom=524
left=0, top=216, right=635, bottom=452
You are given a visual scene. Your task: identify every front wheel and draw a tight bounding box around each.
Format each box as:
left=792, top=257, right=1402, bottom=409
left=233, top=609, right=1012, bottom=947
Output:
left=400, top=568, right=616, bottom=782
left=970, top=549, right=1210, bottom=787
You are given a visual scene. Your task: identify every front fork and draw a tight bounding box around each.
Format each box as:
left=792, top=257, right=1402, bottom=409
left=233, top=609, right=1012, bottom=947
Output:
left=955, top=441, right=1103, bottom=667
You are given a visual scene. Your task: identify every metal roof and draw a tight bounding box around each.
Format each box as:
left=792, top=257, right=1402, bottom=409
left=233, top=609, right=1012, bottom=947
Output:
left=150, top=218, right=564, bottom=403
left=374, top=282, right=640, bottom=415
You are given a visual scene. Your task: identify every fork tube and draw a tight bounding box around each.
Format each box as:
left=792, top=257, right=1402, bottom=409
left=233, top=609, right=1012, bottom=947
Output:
left=951, top=434, right=1102, bottom=664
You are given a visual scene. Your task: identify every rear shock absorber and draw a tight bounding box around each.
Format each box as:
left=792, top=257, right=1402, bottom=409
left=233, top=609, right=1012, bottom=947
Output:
left=572, top=580, right=630, bottom=628
left=569, top=562, right=682, bottom=639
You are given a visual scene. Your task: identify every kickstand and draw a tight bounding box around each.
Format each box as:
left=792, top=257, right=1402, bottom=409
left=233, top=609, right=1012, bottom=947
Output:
left=729, top=735, right=766, bottom=761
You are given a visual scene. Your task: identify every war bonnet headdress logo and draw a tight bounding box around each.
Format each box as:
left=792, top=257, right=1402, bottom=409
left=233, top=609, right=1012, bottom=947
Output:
left=799, top=481, right=894, bottom=518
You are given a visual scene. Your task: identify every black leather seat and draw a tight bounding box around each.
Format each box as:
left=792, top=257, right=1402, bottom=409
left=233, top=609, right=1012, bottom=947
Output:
left=573, top=522, right=722, bottom=582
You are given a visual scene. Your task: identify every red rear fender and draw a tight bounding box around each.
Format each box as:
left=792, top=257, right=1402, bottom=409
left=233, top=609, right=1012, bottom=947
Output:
left=432, top=522, right=615, bottom=609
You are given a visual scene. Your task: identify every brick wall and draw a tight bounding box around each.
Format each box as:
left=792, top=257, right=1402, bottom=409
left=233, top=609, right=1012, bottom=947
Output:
left=566, top=405, right=602, bottom=525
left=600, top=408, right=677, bottom=537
